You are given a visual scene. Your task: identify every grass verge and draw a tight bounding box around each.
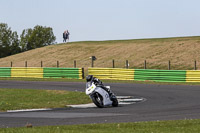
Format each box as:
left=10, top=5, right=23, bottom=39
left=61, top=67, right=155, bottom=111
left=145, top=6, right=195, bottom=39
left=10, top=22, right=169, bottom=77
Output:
left=0, top=77, right=84, bottom=82
left=1, top=77, right=200, bottom=86
left=1, top=119, right=200, bottom=132
left=0, top=88, right=91, bottom=111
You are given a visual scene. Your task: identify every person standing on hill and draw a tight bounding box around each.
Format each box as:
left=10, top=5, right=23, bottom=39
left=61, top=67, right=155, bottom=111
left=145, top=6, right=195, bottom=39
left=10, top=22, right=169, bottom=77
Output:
left=66, top=30, right=70, bottom=42
left=63, top=30, right=70, bottom=43
left=63, top=31, right=67, bottom=42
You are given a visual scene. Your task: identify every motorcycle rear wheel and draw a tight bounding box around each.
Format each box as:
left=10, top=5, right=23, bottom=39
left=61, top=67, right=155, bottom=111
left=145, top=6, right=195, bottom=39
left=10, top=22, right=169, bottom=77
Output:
left=91, top=92, right=104, bottom=108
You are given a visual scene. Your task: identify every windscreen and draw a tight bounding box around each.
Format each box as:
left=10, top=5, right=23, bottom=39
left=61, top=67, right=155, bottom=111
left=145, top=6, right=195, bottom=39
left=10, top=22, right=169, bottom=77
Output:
left=86, top=81, right=92, bottom=89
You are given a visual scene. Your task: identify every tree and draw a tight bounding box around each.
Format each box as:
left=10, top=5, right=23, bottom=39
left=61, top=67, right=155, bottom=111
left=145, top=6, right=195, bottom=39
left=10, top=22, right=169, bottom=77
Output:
left=0, top=23, right=20, bottom=58
left=0, top=23, right=56, bottom=58
left=10, top=31, right=21, bottom=55
left=20, top=28, right=33, bottom=51
left=20, top=25, right=56, bottom=51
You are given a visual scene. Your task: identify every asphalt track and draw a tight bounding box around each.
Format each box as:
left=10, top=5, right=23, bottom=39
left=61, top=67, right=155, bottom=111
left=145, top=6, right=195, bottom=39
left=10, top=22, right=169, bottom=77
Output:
left=0, top=80, right=200, bottom=128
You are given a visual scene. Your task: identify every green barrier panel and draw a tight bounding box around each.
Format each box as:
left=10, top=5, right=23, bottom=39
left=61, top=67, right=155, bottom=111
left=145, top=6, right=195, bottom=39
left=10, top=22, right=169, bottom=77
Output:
left=134, top=69, right=186, bottom=82
left=43, top=68, right=82, bottom=79
left=0, top=67, right=11, bottom=77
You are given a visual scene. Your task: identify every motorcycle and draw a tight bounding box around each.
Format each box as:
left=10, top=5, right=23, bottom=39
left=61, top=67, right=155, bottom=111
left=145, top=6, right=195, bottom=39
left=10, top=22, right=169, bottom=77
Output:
left=86, top=81, right=118, bottom=108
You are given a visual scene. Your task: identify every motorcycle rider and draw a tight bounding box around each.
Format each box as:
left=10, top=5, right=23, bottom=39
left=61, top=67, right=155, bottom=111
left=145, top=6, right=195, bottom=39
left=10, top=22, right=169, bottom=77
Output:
left=86, top=75, right=113, bottom=97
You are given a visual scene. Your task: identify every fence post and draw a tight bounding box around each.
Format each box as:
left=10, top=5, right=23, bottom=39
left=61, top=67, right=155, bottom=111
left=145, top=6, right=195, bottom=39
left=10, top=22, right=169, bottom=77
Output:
left=74, top=60, right=76, bottom=68
left=144, top=60, right=147, bottom=69
left=126, top=60, right=129, bottom=69
left=91, top=59, right=94, bottom=67
left=82, top=68, right=84, bottom=79
left=91, top=56, right=96, bottom=68
left=25, top=61, right=27, bottom=67
left=41, top=61, right=43, bottom=67
left=194, top=60, right=197, bottom=70
left=11, top=61, right=12, bottom=67
left=168, top=60, right=171, bottom=70
left=112, top=60, right=115, bottom=68
left=57, top=61, right=59, bottom=68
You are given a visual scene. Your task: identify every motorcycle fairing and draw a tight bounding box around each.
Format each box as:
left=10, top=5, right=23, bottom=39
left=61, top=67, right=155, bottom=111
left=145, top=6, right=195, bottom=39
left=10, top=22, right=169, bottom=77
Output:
left=95, top=87, right=112, bottom=106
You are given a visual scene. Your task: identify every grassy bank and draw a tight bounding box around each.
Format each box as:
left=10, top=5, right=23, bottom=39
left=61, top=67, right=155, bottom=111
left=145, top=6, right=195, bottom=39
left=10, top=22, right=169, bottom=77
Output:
left=1, top=119, right=200, bottom=133
left=0, top=88, right=91, bottom=111
left=0, top=36, right=200, bottom=70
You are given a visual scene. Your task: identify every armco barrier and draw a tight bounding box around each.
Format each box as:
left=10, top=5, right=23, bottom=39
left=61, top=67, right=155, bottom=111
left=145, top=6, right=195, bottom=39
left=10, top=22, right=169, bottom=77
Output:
left=134, top=69, right=186, bottom=82
left=186, top=70, right=200, bottom=82
left=0, top=67, right=11, bottom=77
left=0, top=67, right=83, bottom=79
left=11, top=68, right=43, bottom=78
left=88, top=68, right=134, bottom=80
left=1, top=67, right=200, bottom=82
left=88, top=68, right=187, bottom=82
left=43, top=68, right=83, bottom=79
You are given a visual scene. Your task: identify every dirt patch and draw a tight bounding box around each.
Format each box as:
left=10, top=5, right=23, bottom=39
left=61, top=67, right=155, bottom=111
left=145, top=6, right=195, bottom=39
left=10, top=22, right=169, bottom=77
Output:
left=46, top=90, right=69, bottom=95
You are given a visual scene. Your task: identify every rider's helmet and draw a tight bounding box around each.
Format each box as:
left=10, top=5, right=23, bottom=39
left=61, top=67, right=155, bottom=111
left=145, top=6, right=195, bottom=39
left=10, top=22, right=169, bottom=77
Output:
left=86, top=75, right=93, bottom=82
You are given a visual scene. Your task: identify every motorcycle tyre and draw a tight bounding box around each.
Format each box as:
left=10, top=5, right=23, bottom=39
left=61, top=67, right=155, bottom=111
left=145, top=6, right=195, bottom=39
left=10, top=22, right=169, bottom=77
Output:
left=91, top=93, right=104, bottom=108
left=112, top=97, right=118, bottom=107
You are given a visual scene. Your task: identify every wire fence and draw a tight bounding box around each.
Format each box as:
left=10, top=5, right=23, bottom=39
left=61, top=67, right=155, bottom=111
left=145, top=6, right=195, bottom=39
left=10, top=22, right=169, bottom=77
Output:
left=0, top=59, right=198, bottom=70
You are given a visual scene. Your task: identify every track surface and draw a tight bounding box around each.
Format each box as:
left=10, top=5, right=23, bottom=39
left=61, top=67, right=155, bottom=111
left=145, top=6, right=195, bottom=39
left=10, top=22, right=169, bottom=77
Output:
left=0, top=80, right=200, bottom=127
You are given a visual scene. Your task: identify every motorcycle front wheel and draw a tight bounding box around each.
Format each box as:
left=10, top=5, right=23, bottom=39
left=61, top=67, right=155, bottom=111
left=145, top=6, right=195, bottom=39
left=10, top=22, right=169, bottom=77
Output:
left=112, top=97, right=118, bottom=107
left=91, top=92, right=104, bottom=108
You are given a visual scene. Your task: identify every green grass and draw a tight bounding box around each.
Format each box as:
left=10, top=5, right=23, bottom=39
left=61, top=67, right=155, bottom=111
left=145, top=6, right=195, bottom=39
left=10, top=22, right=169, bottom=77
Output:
left=1, top=77, right=200, bottom=86
left=0, top=77, right=84, bottom=82
left=1, top=119, right=200, bottom=133
left=0, top=88, right=91, bottom=111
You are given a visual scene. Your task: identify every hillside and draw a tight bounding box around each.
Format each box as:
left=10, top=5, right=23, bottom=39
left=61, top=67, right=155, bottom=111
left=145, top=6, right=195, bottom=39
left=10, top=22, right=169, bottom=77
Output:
left=0, top=36, right=200, bottom=70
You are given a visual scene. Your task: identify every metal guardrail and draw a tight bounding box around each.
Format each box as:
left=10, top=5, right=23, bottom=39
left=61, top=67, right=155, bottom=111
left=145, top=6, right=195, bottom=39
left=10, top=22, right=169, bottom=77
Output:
left=1, top=67, right=200, bottom=82
left=89, top=68, right=188, bottom=82
left=0, top=67, right=84, bottom=79
left=88, top=68, right=134, bottom=80
left=186, top=70, right=200, bottom=82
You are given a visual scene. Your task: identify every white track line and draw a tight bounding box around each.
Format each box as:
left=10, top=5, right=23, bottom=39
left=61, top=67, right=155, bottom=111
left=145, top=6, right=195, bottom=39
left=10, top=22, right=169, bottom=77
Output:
left=68, top=103, right=96, bottom=108
left=116, top=96, right=133, bottom=99
left=68, top=97, right=144, bottom=108
left=7, top=108, right=52, bottom=113
left=119, top=98, right=143, bottom=102
left=7, top=96, right=144, bottom=111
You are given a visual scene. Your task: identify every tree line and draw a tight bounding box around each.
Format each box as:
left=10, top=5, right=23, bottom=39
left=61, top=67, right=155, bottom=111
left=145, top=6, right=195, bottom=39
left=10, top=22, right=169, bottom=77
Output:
left=0, top=23, right=56, bottom=58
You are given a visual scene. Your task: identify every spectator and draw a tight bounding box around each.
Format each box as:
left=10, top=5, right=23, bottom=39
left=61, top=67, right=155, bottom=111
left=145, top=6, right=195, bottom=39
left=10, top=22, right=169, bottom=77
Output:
left=63, top=31, right=67, bottom=42
left=66, top=30, right=70, bottom=42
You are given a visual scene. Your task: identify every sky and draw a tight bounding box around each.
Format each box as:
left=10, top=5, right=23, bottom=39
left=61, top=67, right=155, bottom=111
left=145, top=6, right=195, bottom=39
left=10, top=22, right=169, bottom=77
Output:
left=0, top=0, right=200, bottom=43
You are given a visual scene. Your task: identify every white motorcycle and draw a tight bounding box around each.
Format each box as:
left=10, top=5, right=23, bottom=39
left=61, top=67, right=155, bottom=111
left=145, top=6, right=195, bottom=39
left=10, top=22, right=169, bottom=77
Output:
left=86, top=81, right=118, bottom=108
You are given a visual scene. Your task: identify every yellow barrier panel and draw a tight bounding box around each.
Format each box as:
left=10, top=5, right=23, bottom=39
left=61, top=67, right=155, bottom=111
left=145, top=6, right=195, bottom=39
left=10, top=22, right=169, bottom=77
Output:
left=11, top=68, right=43, bottom=78
left=186, top=70, right=200, bottom=82
left=88, top=68, right=134, bottom=80
left=79, top=68, right=83, bottom=79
